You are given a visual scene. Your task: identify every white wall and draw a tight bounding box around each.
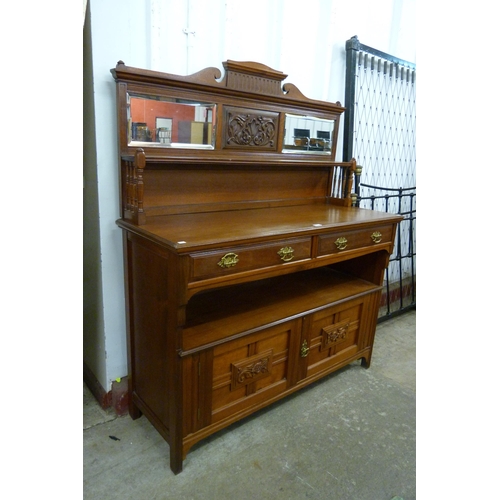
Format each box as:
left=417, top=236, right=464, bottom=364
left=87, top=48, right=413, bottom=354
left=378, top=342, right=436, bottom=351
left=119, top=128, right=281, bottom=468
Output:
left=85, top=0, right=415, bottom=391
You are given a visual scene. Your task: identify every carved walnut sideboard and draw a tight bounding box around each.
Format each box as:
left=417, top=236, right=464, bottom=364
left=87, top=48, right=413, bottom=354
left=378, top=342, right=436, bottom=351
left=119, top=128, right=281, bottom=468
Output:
left=110, top=60, right=403, bottom=474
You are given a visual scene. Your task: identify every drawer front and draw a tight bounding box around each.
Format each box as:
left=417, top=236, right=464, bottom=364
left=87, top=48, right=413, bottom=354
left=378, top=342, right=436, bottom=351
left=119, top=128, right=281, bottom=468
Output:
left=191, top=238, right=311, bottom=280
left=318, top=225, right=394, bottom=256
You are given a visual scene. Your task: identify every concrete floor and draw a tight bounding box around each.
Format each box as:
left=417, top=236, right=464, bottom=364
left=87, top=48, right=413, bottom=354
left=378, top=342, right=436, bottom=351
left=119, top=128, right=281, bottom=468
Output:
left=84, top=310, right=415, bottom=500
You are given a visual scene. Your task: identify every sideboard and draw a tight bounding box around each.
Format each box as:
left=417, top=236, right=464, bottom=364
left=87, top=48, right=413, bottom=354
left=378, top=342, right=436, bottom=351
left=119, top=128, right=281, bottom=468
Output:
left=111, top=60, right=403, bottom=474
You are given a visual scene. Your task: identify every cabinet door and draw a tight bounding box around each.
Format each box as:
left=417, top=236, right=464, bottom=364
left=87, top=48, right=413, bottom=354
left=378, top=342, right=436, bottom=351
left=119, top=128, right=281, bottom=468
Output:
left=298, top=293, right=376, bottom=381
left=209, top=319, right=302, bottom=426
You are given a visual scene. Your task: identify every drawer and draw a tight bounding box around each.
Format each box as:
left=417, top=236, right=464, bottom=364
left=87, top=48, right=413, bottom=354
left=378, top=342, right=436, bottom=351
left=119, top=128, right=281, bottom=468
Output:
left=191, top=238, right=311, bottom=280
left=317, top=225, right=393, bottom=256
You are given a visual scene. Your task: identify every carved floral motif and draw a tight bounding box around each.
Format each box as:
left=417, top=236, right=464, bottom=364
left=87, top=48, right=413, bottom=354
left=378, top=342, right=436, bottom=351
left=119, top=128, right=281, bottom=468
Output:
left=231, top=349, right=273, bottom=390
left=226, top=112, right=276, bottom=147
left=237, top=358, right=269, bottom=383
left=326, top=326, right=348, bottom=344
left=321, top=320, right=350, bottom=350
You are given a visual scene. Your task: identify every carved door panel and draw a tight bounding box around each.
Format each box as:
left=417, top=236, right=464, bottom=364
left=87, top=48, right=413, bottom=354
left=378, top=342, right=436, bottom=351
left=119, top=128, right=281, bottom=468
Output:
left=298, top=295, right=372, bottom=381
left=209, top=319, right=302, bottom=425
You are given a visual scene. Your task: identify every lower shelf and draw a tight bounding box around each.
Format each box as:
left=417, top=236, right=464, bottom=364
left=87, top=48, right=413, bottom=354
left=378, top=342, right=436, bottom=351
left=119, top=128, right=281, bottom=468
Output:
left=182, top=267, right=380, bottom=353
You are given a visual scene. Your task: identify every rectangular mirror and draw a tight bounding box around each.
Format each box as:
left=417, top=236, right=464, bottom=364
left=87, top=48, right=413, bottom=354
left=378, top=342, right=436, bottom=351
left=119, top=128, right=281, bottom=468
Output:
left=282, top=114, right=335, bottom=155
left=127, top=93, right=217, bottom=149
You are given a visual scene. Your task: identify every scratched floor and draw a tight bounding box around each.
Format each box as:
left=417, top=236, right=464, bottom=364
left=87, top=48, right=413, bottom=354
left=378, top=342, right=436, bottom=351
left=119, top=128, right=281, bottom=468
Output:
left=84, top=310, right=416, bottom=500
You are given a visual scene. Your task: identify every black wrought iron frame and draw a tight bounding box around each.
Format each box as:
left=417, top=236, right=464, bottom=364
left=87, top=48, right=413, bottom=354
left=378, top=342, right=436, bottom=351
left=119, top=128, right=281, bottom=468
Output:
left=343, top=35, right=416, bottom=164
left=344, top=35, right=416, bottom=322
left=359, top=183, right=416, bottom=321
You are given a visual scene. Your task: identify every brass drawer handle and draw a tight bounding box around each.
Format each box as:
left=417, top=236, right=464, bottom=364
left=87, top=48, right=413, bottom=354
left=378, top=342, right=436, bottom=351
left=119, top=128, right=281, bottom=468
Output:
left=334, top=237, right=348, bottom=250
left=278, top=246, right=294, bottom=262
left=300, top=340, right=310, bottom=358
left=217, top=252, right=239, bottom=268
left=371, top=231, right=382, bottom=244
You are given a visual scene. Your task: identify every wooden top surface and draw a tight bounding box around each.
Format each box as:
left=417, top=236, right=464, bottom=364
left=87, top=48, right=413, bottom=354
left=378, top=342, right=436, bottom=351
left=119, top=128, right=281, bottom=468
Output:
left=117, top=204, right=403, bottom=253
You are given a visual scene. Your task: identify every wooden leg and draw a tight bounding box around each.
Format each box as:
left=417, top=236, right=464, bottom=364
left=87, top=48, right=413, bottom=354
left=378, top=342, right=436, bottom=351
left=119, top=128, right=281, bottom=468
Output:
left=361, top=351, right=372, bottom=368
left=127, top=375, right=142, bottom=419
left=170, top=445, right=184, bottom=475
left=128, top=399, right=143, bottom=420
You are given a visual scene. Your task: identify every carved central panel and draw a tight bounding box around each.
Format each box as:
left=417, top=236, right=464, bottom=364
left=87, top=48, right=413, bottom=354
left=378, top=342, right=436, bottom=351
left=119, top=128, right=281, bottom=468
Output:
left=224, top=107, right=278, bottom=149
left=321, top=319, right=350, bottom=350
left=230, top=349, right=274, bottom=391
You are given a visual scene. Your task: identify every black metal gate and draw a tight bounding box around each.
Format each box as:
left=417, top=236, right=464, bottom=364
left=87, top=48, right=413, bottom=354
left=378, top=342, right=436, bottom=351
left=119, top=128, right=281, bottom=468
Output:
left=344, top=36, right=416, bottom=322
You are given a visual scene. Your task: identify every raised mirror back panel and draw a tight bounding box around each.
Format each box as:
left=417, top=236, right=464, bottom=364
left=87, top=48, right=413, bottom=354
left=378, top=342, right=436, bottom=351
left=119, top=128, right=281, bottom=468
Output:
left=112, top=60, right=345, bottom=158
left=112, top=61, right=351, bottom=223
